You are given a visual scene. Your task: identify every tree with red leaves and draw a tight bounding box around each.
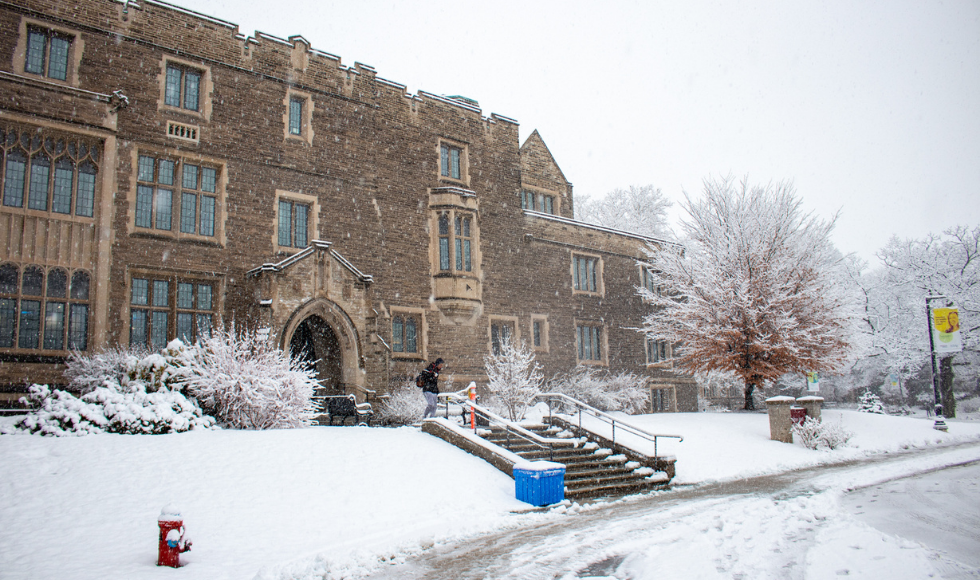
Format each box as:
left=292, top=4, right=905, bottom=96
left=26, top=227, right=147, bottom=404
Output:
left=639, top=177, right=854, bottom=409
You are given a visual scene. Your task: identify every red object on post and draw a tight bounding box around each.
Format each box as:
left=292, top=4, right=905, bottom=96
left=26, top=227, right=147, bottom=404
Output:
left=469, top=383, right=477, bottom=430
left=157, top=505, right=191, bottom=568
left=790, top=406, right=807, bottom=425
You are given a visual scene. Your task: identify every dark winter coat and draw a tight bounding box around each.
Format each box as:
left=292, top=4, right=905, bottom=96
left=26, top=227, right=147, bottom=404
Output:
left=421, top=362, right=440, bottom=394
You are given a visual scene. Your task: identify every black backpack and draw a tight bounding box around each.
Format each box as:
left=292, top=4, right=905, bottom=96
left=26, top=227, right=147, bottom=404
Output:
left=415, top=370, right=431, bottom=389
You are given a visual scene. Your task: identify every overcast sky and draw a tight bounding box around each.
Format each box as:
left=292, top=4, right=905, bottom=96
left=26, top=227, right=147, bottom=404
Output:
left=171, top=0, right=980, bottom=263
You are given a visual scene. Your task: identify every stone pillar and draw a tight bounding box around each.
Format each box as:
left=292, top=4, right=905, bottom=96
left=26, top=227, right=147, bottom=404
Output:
left=765, top=396, right=796, bottom=443
left=796, top=396, right=824, bottom=422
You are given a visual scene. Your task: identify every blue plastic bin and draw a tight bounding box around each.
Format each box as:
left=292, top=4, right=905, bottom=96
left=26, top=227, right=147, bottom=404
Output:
left=514, top=460, right=565, bottom=506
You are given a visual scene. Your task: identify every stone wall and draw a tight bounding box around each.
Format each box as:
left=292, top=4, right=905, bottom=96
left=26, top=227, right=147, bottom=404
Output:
left=0, top=0, right=697, bottom=412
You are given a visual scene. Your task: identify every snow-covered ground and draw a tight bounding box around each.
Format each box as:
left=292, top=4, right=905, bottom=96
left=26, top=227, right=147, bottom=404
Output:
left=1, top=409, right=979, bottom=580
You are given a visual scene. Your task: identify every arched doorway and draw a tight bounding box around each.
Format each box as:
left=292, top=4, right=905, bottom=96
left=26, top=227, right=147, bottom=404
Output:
left=289, top=315, right=343, bottom=395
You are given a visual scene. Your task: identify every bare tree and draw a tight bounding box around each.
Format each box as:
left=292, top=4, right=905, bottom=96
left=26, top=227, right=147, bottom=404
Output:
left=575, top=184, right=672, bottom=239
left=639, top=176, right=855, bottom=410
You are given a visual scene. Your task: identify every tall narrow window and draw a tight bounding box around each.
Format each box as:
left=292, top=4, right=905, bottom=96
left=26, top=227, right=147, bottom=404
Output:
left=68, top=271, right=89, bottom=350
left=52, top=158, right=73, bottom=214
left=577, top=324, right=602, bottom=362
left=151, top=280, right=169, bottom=350
left=25, top=28, right=71, bottom=81
left=573, top=255, right=599, bottom=293
left=438, top=213, right=450, bottom=271
left=28, top=153, right=50, bottom=210
left=542, top=195, right=554, bottom=214
left=76, top=162, right=96, bottom=217
left=440, top=144, right=462, bottom=179
left=0, top=264, right=18, bottom=348
left=531, top=315, right=551, bottom=352
left=646, top=338, right=668, bottom=364
left=175, top=282, right=213, bottom=343
left=391, top=314, right=419, bottom=354
left=17, top=266, right=43, bottom=349
left=277, top=199, right=310, bottom=249
left=490, top=321, right=514, bottom=356
left=3, top=150, right=26, bottom=208
left=289, top=97, right=303, bottom=135
left=641, top=268, right=662, bottom=296
left=454, top=215, right=472, bottom=272
left=519, top=190, right=533, bottom=210
left=437, top=211, right=475, bottom=273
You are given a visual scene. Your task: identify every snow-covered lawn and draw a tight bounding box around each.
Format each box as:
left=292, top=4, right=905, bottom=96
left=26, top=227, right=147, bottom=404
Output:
left=1, top=410, right=979, bottom=580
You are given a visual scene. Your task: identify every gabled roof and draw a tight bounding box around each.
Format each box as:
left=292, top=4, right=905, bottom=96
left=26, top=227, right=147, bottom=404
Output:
left=246, top=240, right=373, bottom=283
left=520, top=129, right=570, bottom=186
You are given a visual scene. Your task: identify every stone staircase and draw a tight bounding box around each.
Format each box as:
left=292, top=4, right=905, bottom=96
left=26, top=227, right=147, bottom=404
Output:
left=479, top=423, right=671, bottom=500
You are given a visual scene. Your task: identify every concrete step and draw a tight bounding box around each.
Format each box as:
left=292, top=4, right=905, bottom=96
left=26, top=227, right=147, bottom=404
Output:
left=565, top=478, right=661, bottom=499
left=472, top=422, right=671, bottom=501
left=564, top=464, right=635, bottom=479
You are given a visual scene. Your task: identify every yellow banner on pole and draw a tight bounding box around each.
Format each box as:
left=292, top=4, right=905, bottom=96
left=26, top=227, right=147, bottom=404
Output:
left=932, top=306, right=963, bottom=354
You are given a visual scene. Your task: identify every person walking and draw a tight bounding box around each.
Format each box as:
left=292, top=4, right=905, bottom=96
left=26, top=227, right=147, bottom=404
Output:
left=420, top=358, right=444, bottom=419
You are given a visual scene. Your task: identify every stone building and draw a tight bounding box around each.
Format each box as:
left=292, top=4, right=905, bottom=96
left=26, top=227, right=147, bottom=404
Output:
left=0, top=0, right=696, bottom=412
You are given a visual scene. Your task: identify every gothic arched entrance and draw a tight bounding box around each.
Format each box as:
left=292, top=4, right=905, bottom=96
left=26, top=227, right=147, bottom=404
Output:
left=289, top=315, right=343, bottom=395
left=280, top=298, right=364, bottom=398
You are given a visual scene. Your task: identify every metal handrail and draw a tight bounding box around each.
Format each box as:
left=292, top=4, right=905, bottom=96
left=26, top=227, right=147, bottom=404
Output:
left=440, top=391, right=576, bottom=461
left=533, top=392, right=683, bottom=460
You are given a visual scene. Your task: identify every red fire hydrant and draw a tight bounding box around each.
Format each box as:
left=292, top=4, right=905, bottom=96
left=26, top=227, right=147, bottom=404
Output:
left=157, top=505, right=192, bottom=568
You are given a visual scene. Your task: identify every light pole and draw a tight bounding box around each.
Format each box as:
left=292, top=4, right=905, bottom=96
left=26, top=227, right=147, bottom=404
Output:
left=925, top=295, right=949, bottom=432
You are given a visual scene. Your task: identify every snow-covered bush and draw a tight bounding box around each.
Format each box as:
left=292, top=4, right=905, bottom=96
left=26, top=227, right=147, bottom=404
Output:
left=819, top=417, right=853, bottom=449
left=64, top=346, right=143, bottom=394
left=791, top=416, right=822, bottom=450
left=858, top=390, right=885, bottom=414
left=484, top=337, right=543, bottom=422
left=376, top=378, right=426, bottom=426
left=791, top=416, right=853, bottom=450
left=10, top=381, right=214, bottom=437
left=63, top=340, right=192, bottom=395
left=178, top=326, right=317, bottom=429
left=548, top=366, right=648, bottom=414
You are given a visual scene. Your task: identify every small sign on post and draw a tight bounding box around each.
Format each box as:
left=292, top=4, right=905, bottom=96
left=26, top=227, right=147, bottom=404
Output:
left=805, top=372, right=819, bottom=392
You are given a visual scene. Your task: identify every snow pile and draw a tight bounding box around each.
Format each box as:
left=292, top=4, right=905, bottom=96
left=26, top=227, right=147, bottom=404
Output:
left=180, top=327, right=317, bottom=429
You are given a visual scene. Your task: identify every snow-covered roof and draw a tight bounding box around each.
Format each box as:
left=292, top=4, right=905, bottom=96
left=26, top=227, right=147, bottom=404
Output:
left=245, top=240, right=373, bottom=283
left=523, top=210, right=682, bottom=249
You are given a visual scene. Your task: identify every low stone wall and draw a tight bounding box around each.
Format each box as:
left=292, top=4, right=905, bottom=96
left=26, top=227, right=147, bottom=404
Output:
left=421, top=418, right=520, bottom=477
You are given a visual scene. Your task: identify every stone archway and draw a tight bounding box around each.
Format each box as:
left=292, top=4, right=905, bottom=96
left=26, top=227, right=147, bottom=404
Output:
left=289, top=315, right=343, bottom=395
left=281, top=298, right=364, bottom=397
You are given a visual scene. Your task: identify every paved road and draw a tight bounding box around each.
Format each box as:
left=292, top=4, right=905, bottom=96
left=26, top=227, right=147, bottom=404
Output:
left=842, top=460, right=980, bottom=568
left=361, top=443, right=980, bottom=580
